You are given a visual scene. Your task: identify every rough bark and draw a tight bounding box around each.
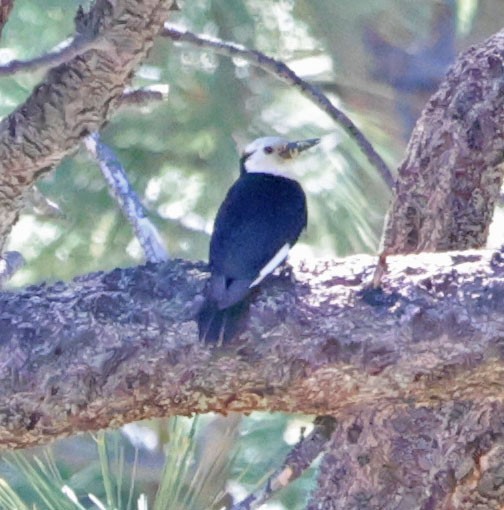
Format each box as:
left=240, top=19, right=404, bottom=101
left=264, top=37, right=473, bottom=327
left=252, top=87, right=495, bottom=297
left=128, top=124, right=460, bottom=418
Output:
left=0, top=0, right=174, bottom=252
left=309, top=402, right=504, bottom=510
left=0, top=250, right=503, bottom=453
left=307, top=28, right=504, bottom=510
left=382, top=28, right=504, bottom=254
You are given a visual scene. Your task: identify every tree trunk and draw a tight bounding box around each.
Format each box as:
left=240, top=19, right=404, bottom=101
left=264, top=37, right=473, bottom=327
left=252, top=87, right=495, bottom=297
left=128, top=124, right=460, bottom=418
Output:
left=382, top=29, right=504, bottom=255
left=310, top=28, right=504, bottom=510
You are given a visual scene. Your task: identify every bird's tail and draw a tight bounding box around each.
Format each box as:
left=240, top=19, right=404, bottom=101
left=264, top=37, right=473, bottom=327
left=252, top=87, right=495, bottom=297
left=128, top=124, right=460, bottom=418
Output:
left=197, top=299, right=249, bottom=343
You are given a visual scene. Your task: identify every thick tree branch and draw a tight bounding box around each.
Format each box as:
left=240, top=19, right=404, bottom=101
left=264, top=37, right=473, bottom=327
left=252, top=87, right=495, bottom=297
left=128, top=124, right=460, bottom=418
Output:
left=308, top=401, right=504, bottom=509
left=383, top=28, right=504, bottom=254
left=0, top=250, right=503, bottom=450
left=0, top=0, right=175, bottom=252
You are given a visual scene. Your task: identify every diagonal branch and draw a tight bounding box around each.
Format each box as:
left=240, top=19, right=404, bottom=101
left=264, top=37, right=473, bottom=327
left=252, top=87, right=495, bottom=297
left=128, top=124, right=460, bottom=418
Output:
left=83, top=133, right=169, bottom=263
left=0, top=34, right=109, bottom=77
left=231, top=416, right=337, bottom=510
left=161, top=24, right=395, bottom=189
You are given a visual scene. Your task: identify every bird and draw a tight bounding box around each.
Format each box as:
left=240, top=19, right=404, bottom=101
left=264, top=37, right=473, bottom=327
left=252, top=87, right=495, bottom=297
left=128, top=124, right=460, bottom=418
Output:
left=197, top=135, right=319, bottom=343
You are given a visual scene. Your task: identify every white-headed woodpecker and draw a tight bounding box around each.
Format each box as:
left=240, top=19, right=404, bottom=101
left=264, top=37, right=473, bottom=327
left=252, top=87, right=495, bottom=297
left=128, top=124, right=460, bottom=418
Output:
left=198, top=136, right=319, bottom=343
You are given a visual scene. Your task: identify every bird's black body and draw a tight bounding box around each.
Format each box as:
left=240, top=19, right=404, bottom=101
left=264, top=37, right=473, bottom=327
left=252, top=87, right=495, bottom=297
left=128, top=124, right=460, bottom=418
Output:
left=210, top=173, right=307, bottom=305
left=197, top=135, right=317, bottom=343
left=198, top=173, right=307, bottom=342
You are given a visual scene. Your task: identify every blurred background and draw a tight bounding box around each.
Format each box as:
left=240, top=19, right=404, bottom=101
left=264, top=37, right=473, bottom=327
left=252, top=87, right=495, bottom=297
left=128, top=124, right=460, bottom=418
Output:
left=1, top=0, right=504, bottom=508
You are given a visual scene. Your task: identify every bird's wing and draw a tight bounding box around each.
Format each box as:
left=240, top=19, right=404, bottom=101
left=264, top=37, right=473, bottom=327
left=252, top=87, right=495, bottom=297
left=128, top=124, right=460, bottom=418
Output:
left=249, top=242, right=290, bottom=287
left=208, top=174, right=306, bottom=308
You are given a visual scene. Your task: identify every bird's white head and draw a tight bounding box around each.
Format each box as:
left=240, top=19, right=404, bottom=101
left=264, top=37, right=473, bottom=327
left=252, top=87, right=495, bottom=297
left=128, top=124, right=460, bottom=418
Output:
left=240, top=136, right=320, bottom=176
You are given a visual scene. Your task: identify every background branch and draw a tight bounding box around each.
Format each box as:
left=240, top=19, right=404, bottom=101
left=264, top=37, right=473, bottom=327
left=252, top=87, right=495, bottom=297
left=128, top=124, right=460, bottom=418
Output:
left=0, top=250, right=23, bottom=287
left=0, top=34, right=108, bottom=77
left=118, top=86, right=169, bottom=109
left=0, top=0, right=13, bottom=39
left=162, top=24, right=395, bottom=189
left=231, top=416, right=337, bottom=510
left=83, top=133, right=169, bottom=263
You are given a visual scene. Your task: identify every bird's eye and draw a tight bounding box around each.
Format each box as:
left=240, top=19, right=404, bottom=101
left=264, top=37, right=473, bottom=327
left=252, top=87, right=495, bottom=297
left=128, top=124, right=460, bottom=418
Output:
left=263, top=146, right=274, bottom=154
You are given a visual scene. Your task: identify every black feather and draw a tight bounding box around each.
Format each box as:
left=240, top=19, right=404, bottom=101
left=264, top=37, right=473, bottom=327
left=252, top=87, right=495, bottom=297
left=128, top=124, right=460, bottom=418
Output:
left=198, top=172, right=307, bottom=343
left=210, top=173, right=307, bottom=284
left=197, top=298, right=250, bottom=343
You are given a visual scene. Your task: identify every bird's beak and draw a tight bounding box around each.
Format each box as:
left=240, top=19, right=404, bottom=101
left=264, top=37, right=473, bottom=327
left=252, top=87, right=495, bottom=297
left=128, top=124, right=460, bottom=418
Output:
left=279, top=138, right=320, bottom=159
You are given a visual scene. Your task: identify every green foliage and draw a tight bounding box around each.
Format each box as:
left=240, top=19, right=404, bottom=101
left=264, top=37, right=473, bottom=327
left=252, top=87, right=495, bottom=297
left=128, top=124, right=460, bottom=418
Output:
left=0, top=415, right=315, bottom=509
left=0, top=449, right=84, bottom=510
left=0, top=432, right=143, bottom=509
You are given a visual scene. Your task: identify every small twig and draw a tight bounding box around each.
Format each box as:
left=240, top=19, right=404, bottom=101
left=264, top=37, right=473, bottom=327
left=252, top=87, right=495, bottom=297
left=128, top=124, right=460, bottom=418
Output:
left=0, top=251, right=24, bottom=288
left=162, top=24, right=394, bottom=189
left=118, top=85, right=169, bottom=109
left=83, top=133, right=168, bottom=263
left=25, top=186, right=64, bottom=219
left=0, top=34, right=108, bottom=77
left=230, top=416, right=337, bottom=510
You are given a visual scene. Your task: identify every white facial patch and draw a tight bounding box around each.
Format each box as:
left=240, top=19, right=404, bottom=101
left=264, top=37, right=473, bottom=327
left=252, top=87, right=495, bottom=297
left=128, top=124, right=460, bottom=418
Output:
left=243, top=136, right=290, bottom=177
left=250, top=243, right=290, bottom=288
left=244, top=155, right=288, bottom=176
